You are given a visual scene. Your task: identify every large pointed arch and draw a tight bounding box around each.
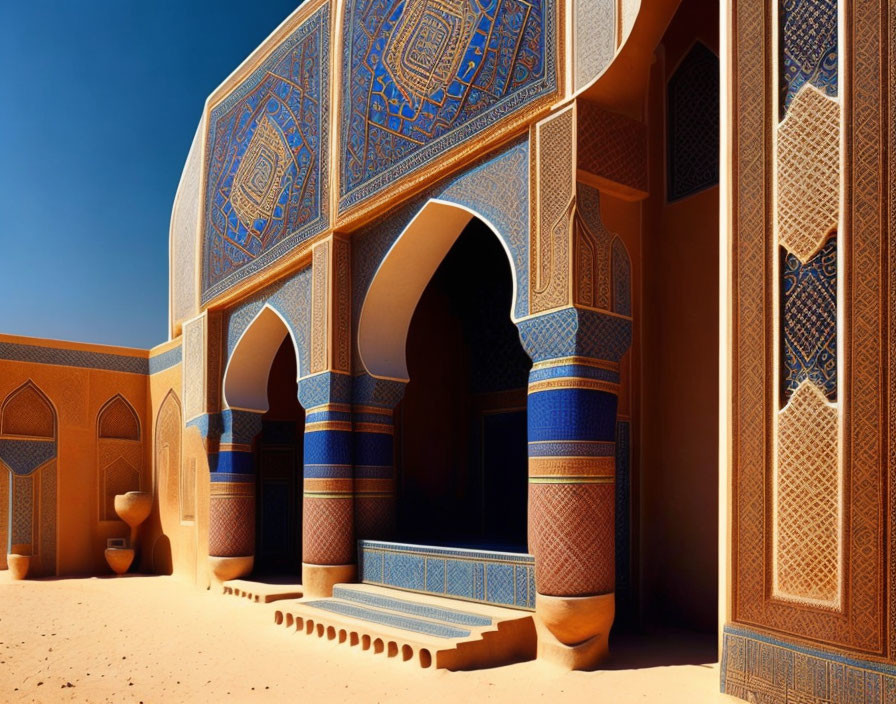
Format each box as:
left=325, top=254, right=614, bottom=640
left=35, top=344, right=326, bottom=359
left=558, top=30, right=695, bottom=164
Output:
left=358, top=199, right=521, bottom=381
left=223, top=304, right=300, bottom=412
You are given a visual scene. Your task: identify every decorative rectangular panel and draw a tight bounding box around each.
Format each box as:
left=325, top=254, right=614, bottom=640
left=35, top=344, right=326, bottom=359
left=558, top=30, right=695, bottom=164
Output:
left=338, top=0, right=558, bottom=215
left=728, top=0, right=890, bottom=660
left=201, top=2, right=329, bottom=303
left=530, top=105, right=575, bottom=315
left=359, top=540, right=535, bottom=610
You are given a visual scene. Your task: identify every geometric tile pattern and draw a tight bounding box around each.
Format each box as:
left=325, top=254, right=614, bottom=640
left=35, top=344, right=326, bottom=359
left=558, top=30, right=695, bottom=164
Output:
left=148, top=345, right=182, bottom=375
left=303, top=496, right=353, bottom=565
left=209, top=484, right=255, bottom=557
left=0, top=467, right=7, bottom=561
left=338, top=0, right=556, bottom=213
left=730, top=0, right=886, bottom=659
left=667, top=42, right=719, bottom=201
left=721, top=624, right=896, bottom=703
left=225, top=267, right=313, bottom=376
left=782, top=235, right=837, bottom=402
left=517, top=307, right=632, bottom=364
left=776, top=85, right=840, bottom=264
left=0, top=341, right=149, bottom=375
left=171, top=117, right=203, bottom=327
left=615, top=421, right=631, bottom=605
left=1, top=382, right=55, bottom=438
left=202, top=5, right=329, bottom=303
left=351, top=139, right=531, bottom=338
left=575, top=0, right=614, bottom=92
left=359, top=541, right=535, bottom=610
left=0, top=440, right=57, bottom=476
left=611, top=238, right=632, bottom=317
left=577, top=102, right=648, bottom=196
left=11, top=473, right=34, bottom=547
left=532, top=106, right=574, bottom=314
left=779, top=0, right=838, bottom=117
left=774, top=380, right=840, bottom=607
left=97, top=395, right=140, bottom=440
left=38, top=462, right=57, bottom=576
left=529, top=482, right=615, bottom=596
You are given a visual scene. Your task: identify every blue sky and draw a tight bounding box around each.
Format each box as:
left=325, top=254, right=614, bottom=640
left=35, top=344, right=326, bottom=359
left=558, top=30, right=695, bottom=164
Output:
left=0, top=1, right=301, bottom=349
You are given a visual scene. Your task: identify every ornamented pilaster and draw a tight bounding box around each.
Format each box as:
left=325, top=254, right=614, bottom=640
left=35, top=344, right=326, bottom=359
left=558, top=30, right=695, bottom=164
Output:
left=300, top=235, right=356, bottom=596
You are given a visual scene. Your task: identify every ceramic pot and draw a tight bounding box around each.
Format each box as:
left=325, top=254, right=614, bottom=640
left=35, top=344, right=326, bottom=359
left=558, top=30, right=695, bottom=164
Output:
left=7, top=553, right=30, bottom=580
left=113, top=491, right=152, bottom=529
left=105, top=547, right=135, bottom=575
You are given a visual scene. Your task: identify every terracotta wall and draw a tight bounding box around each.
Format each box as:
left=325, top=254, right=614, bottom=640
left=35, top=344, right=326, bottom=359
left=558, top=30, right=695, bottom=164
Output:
left=640, top=0, right=720, bottom=632
left=0, top=336, right=148, bottom=576
left=140, top=337, right=210, bottom=588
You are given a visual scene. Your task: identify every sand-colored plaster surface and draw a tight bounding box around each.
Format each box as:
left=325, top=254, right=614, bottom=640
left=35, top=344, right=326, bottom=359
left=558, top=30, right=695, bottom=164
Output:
left=0, top=574, right=736, bottom=703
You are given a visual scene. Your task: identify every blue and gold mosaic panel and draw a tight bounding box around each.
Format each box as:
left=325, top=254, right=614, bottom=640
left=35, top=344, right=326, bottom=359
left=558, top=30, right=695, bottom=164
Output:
left=339, top=0, right=556, bottom=213
left=779, top=0, right=837, bottom=118
left=781, top=235, right=837, bottom=403
left=202, top=4, right=329, bottom=303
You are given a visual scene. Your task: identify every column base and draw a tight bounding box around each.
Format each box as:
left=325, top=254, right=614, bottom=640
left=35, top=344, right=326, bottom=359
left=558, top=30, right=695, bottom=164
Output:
left=209, top=555, right=254, bottom=583
left=302, top=563, right=356, bottom=598
left=535, top=592, right=614, bottom=670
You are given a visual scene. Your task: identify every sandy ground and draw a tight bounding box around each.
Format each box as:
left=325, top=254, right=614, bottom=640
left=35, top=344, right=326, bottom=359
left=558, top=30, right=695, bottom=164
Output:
left=0, top=573, right=737, bottom=703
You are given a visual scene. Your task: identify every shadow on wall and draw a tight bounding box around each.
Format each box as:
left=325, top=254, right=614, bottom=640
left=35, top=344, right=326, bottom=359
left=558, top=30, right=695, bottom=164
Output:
left=151, top=535, right=173, bottom=576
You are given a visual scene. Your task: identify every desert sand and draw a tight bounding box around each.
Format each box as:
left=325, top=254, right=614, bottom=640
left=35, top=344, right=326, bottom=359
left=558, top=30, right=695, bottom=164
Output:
left=0, top=573, right=735, bottom=703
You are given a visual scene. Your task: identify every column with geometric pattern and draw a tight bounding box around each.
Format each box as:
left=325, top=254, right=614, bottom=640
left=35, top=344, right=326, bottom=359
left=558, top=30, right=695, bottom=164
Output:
left=298, top=236, right=356, bottom=597
left=524, top=103, right=634, bottom=668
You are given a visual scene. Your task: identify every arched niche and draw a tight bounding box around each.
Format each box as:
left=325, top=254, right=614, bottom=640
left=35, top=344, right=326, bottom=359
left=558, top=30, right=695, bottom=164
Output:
left=1, top=381, right=56, bottom=439
left=0, top=380, right=57, bottom=576
left=97, top=395, right=140, bottom=441
left=223, top=305, right=300, bottom=412
left=358, top=199, right=521, bottom=381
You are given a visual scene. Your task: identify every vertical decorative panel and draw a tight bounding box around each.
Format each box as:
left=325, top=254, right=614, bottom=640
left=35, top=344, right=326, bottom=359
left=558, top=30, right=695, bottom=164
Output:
left=332, top=237, right=351, bottom=374
left=170, top=116, right=203, bottom=330
left=310, top=240, right=330, bottom=375
left=531, top=106, right=575, bottom=315
left=727, top=0, right=891, bottom=684
left=38, top=462, right=56, bottom=576
left=775, top=85, right=840, bottom=263
left=771, top=1, right=842, bottom=616
left=0, top=469, right=7, bottom=566
left=183, top=312, right=220, bottom=423
left=667, top=42, right=720, bottom=201
left=774, top=381, right=839, bottom=606
left=575, top=0, right=615, bottom=92
left=779, top=0, right=838, bottom=116
left=781, top=236, right=837, bottom=402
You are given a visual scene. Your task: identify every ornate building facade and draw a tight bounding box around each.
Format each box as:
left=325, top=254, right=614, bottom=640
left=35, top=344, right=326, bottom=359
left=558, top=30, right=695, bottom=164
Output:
left=1, top=0, right=893, bottom=697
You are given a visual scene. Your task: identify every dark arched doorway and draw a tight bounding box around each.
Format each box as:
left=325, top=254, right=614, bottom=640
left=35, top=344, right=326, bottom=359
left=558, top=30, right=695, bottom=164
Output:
left=254, top=336, right=304, bottom=575
left=396, top=218, right=530, bottom=551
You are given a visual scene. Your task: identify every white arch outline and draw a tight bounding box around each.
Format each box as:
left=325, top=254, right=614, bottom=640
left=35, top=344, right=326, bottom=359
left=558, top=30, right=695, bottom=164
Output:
left=358, top=198, right=521, bottom=382
left=222, top=303, right=301, bottom=413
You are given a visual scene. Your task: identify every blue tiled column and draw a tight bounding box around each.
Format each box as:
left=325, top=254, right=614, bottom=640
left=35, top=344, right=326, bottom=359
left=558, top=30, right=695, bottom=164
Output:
left=351, top=374, right=407, bottom=542
left=299, top=372, right=356, bottom=596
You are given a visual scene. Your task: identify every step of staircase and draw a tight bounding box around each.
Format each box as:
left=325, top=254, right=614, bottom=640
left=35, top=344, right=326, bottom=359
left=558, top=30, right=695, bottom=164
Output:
left=273, top=583, right=536, bottom=670
left=222, top=579, right=303, bottom=604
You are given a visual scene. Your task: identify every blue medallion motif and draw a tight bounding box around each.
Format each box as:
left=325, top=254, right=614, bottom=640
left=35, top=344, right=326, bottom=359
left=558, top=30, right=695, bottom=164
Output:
left=340, top=0, right=556, bottom=212
left=202, top=6, right=329, bottom=303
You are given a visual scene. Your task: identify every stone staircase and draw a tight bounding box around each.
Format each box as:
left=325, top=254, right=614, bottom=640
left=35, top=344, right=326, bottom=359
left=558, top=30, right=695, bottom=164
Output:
left=273, top=583, right=536, bottom=669
left=222, top=579, right=303, bottom=604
